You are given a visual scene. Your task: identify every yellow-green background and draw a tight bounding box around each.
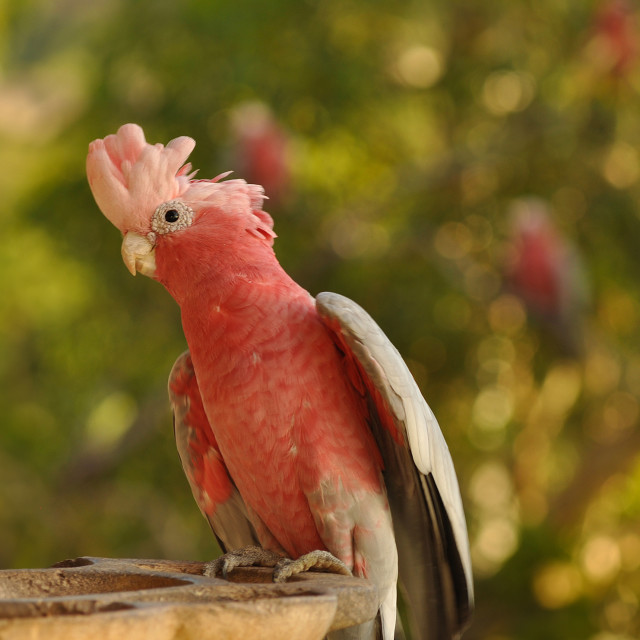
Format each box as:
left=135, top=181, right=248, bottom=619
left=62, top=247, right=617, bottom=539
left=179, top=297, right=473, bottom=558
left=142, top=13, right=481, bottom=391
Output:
left=1, top=1, right=639, bottom=638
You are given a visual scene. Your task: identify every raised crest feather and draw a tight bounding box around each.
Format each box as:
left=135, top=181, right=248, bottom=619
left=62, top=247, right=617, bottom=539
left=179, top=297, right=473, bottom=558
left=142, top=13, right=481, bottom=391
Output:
left=87, top=125, right=272, bottom=242
left=87, top=124, right=196, bottom=234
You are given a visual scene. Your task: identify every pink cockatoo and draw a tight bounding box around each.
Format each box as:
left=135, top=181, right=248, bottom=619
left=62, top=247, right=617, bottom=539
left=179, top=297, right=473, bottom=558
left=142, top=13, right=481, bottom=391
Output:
left=229, top=101, right=291, bottom=206
left=590, top=0, right=637, bottom=78
left=87, top=124, right=473, bottom=639
left=504, top=198, right=589, bottom=355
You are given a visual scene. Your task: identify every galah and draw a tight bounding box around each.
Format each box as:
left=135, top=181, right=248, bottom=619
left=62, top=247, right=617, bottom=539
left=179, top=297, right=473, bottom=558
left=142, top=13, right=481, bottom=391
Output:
left=504, top=198, right=589, bottom=355
left=229, top=101, right=291, bottom=206
left=86, top=124, right=473, bottom=639
left=590, top=0, right=637, bottom=78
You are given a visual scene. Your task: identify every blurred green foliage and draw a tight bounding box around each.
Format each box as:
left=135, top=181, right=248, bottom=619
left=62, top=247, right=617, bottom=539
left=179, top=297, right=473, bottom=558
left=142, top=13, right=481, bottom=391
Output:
left=1, top=0, right=640, bottom=638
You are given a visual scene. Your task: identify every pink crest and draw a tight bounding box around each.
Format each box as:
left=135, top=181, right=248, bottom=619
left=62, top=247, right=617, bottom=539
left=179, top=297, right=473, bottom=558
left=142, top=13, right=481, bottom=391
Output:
left=87, top=123, right=196, bottom=234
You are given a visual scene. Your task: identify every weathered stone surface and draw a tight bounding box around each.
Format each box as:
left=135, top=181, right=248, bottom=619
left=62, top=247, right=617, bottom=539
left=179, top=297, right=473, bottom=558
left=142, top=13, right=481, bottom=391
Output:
left=0, top=557, right=378, bottom=639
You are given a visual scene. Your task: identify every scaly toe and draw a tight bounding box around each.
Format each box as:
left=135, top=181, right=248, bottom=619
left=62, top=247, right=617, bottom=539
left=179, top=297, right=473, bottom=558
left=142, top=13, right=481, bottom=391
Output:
left=203, top=546, right=283, bottom=579
left=273, top=550, right=352, bottom=583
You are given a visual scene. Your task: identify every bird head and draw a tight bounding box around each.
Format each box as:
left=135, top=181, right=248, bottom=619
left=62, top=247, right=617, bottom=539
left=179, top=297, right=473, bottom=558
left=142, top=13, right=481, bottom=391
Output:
left=87, top=124, right=276, bottom=287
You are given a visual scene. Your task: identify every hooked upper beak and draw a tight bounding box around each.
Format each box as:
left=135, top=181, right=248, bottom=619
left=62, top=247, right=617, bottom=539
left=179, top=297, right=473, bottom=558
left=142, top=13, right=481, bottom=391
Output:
left=121, top=232, right=157, bottom=277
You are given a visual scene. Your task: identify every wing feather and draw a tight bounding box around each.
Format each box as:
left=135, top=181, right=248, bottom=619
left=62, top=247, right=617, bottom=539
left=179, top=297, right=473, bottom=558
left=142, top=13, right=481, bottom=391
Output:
left=168, top=351, right=259, bottom=552
left=316, top=292, right=473, bottom=639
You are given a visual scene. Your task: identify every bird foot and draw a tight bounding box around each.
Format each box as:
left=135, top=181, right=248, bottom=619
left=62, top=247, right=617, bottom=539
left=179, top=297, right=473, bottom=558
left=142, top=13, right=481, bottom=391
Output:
left=203, top=546, right=282, bottom=579
left=203, top=546, right=351, bottom=582
left=272, top=549, right=352, bottom=583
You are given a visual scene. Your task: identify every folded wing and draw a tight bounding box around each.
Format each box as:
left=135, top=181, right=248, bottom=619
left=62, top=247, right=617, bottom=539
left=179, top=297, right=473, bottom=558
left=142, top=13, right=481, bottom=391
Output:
left=316, top=292, right=473, bottom=640
left=168, top=351, right=259, bottom=552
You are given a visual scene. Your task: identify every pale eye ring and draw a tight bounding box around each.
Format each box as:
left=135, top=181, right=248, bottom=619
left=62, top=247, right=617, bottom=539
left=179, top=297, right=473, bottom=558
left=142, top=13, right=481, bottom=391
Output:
left=151, top=200, right=194, bottom=234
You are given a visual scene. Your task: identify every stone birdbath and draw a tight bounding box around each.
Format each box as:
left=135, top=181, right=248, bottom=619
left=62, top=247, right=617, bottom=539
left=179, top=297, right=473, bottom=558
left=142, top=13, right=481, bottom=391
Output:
left=0, top=556, right=378, bottom=639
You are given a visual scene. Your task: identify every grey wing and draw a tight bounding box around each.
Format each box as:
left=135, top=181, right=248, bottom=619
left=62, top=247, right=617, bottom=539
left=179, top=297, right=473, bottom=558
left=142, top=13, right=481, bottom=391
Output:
left=168, top=351, right=259, bottom=552
left=316, top=293, right=473, bottom=640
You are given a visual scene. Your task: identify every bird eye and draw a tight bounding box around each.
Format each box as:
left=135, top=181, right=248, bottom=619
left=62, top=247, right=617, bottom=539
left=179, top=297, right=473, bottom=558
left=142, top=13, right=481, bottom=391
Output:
left=152, top=200, right=194, bottom=235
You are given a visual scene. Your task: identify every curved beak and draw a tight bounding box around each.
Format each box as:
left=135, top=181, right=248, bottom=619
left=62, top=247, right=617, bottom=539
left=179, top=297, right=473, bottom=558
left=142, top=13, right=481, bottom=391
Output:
left=121, top=232, right=157, bottom=277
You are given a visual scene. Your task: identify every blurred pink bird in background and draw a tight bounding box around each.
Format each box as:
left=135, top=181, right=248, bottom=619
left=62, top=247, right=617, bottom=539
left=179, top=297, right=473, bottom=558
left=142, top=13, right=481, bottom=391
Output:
left=228, top=101, right=292, bottom=207
left=504, top=198, right=590, bottom=355
left=589, top=0, right=638, bottom=78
